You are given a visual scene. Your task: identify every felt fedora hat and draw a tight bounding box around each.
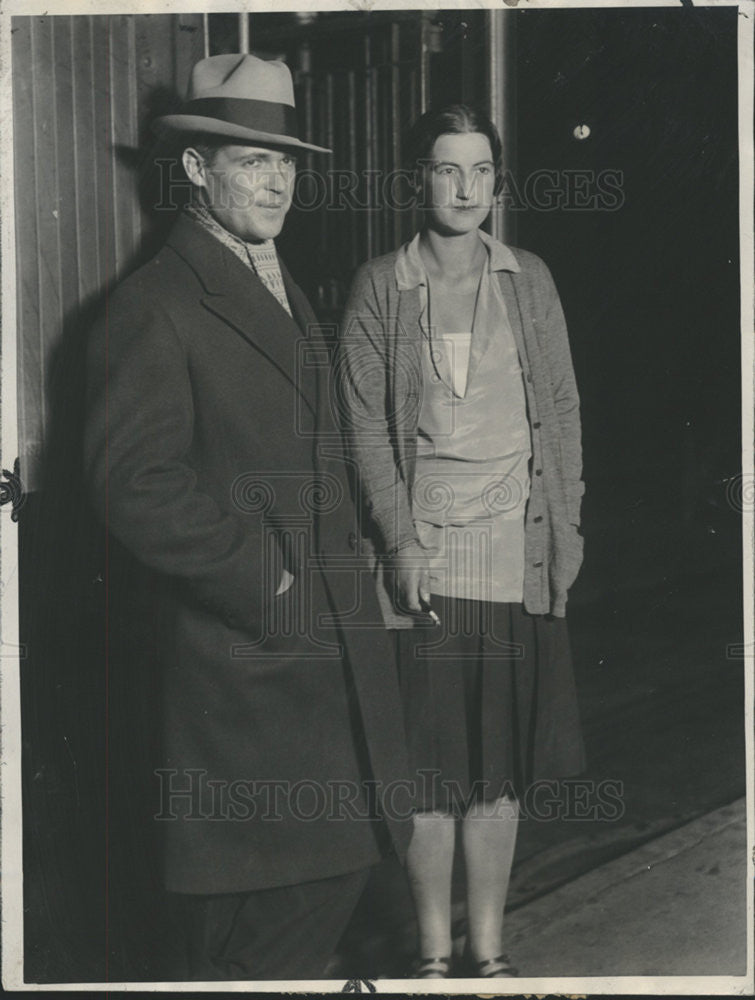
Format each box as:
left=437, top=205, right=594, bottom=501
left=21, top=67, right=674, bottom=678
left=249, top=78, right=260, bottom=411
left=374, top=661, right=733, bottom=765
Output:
left=154, top=53, right=331, bottom=154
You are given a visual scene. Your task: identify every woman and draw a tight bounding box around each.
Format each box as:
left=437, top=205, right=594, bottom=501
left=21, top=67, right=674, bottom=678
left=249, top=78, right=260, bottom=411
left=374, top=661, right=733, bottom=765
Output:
left=338, top=105, right=586, bottom=978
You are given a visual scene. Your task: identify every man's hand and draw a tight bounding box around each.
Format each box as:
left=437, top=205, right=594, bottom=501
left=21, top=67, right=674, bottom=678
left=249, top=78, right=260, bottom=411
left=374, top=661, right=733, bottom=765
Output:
left=388, top=541, right=430, bottom=614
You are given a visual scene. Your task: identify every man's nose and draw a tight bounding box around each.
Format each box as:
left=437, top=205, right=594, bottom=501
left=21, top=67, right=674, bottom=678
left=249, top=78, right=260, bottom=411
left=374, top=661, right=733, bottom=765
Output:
left=266, top=162, right=289, bottom=191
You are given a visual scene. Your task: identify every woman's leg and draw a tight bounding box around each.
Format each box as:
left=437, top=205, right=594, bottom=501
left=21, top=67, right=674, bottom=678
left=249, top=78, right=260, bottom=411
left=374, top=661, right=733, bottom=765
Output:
left=461, top=794, right=519, bottom=964
left=406, top=810, right=456, bottom=972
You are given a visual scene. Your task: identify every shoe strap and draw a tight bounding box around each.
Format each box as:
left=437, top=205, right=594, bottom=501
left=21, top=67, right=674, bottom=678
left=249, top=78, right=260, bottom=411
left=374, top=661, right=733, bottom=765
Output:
left=477, top=953, right=517, bottom=977
left=413, top=956, right=452, bottom=977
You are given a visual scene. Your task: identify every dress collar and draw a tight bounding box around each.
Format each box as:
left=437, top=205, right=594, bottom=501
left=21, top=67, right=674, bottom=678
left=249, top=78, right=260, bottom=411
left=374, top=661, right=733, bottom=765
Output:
left=394, top=228, right=521, bottom=291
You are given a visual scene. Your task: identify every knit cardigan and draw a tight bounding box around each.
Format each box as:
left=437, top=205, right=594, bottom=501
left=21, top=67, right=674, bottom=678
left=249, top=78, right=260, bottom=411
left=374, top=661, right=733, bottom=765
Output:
left=337, top=239, right=584, bottom=627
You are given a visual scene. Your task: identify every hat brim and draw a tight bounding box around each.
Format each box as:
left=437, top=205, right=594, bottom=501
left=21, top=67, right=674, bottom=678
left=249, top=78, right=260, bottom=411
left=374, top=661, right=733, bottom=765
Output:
left=152, top=114, right=331, bottom=154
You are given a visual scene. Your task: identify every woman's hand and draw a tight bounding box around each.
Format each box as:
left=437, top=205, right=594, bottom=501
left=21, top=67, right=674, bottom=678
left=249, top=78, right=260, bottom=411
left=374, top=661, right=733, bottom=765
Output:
left=388, top=541, right=431, bottom=613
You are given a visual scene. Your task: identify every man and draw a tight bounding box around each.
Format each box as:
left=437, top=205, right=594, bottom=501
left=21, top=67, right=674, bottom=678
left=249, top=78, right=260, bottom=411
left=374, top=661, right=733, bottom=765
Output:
left=84, top=54, right=411, bottom=980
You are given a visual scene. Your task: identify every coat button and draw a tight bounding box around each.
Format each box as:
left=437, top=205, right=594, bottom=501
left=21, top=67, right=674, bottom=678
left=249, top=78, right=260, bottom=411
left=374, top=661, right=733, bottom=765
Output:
left=533, top=560, right=544, bottom=568
left=534, top=515, right=543, bottom=523
left=347, top=531, right=358, bottom=551
left=535, top=468, right=543, bottom=476
left=533, top=421, right=542, bottom=430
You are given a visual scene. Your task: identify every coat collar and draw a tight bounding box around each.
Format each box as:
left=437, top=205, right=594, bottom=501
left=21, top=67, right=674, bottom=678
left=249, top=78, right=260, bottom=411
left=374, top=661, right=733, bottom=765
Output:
left=166, top=213, right=316, bottom=416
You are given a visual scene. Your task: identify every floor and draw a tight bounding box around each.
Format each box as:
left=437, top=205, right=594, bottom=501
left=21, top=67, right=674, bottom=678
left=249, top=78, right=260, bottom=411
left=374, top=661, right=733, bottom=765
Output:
left=504, top=798, right=748, bottom=980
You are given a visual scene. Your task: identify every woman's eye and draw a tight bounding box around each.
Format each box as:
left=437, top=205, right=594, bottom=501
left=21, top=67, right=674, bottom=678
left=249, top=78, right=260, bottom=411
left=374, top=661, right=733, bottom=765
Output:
left=478, top=166, right=491, bottom=174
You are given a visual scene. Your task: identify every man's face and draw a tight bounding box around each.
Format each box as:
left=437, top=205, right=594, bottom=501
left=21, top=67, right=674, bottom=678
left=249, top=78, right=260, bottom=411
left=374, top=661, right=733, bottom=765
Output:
left=185, top=143, right=297, bottom=242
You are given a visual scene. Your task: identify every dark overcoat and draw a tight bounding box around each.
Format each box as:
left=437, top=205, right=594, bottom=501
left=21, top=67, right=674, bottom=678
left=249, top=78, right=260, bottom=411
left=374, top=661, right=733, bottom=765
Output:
left=84, top=214, right=412, bottom=894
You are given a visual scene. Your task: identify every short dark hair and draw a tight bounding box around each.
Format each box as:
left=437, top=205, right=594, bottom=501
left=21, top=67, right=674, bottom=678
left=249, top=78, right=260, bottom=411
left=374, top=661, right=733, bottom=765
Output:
left=405, top=104, right=504, bottom=195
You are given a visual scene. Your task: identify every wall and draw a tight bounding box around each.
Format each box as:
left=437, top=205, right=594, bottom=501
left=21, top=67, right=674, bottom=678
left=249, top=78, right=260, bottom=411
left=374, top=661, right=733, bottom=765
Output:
left=12, top=13, right=205, bottom=489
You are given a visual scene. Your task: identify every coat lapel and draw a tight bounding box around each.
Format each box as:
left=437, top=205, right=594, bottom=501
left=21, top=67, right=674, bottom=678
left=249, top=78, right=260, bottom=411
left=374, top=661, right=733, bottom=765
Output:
left=280, top=262, right=322, bottom=421
left=166, top=214, right=317, bottom=416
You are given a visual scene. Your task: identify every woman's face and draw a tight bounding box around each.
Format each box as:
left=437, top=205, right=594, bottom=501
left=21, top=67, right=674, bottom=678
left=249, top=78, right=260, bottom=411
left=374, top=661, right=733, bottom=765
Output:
left=420, top=131, right=496, bottom=236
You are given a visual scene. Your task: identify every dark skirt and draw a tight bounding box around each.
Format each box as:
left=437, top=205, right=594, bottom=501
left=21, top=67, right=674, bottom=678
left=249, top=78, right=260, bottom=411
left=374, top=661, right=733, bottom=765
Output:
left=394, top=596, right=585, bottom=812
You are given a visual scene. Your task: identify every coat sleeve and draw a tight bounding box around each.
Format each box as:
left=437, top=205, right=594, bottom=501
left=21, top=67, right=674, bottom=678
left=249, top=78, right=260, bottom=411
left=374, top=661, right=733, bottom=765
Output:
left=84, top=284, right=275, bottom=632
left=538, top=259, right=585, bottom=527
left=336, top=264, right=418, bottom=553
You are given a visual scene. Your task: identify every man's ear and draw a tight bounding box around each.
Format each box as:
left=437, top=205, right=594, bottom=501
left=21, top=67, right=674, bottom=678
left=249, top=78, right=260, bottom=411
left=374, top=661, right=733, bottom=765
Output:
left=182, top=147, right=207, bottom=189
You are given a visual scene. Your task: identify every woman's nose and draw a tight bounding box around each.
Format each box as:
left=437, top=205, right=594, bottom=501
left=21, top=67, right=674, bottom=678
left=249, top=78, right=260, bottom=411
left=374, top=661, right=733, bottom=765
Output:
left=455, top=174, right=472, bottom=200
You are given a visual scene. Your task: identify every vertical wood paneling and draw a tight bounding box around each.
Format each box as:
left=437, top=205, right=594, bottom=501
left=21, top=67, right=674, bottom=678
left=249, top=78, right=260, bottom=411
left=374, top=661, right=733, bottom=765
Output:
left=175, top=14, right=205, bottom=97
left=109, top=15, right=140, bottom=276
left=363, top=36, right=373, bottom=262
left=90, top=18, right=116, bottom=295
left=51, top=18, right=81, bottom=324
left=320, top=72, right=334, bottom=263
left=11, top=18, right=41, bottom=482
left=29, top=17, right=61, bottom=470
left=135, top=16, right=180, bottom=232
left=390, top=23, right=402, bottom=250
left=202, top=14, right=210, bottom=59
left=71, top=17, right=100, bottom=304
left=419, top=13, right=431, bottom=114
left=136, top=14, right=175, bottom=98
left=346, top=70, right=358, bottom=266
left=13, top=14, right=205, bottom=488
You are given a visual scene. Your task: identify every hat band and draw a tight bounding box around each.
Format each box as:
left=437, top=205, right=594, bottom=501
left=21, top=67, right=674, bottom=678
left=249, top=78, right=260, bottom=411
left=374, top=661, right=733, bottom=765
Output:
left=182, top=97, right=299, bottom=139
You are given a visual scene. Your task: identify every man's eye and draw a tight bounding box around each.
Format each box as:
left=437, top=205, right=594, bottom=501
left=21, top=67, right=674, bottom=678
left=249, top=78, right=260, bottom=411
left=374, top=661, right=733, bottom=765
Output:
left=243, top=159, right=261, bottom=167
left=283, top=156, right=297, bottom=166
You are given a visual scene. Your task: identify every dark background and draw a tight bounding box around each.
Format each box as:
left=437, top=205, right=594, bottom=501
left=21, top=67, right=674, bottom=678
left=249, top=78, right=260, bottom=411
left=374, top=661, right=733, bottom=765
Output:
left=15, top=6, right=745, bottom=982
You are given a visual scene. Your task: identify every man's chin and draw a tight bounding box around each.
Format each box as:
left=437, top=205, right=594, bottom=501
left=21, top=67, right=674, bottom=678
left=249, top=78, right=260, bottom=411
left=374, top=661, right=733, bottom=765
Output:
left=245, top=226, right=285, bottom=243
left=213, top=209, right=289, bottom=243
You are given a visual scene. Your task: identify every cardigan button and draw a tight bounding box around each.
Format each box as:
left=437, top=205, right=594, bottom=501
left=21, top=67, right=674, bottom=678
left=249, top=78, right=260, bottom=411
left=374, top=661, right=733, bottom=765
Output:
left=533, top=421, right=542, bottom=430
left=347, top=531, right=358, bottom=551
left=534, top=515, right=543, bottom=523
left=535, top=468, right=543, bottom=476
left=533, top=560, right=544, bottom=568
